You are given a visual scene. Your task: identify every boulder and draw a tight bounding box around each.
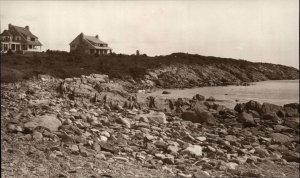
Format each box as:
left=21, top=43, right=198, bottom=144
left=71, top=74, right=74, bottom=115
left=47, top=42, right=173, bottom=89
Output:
left=193, top=101, right=208, bottom=111
left=234, top=103, right=246, bottom=113
left=167, top=145, right=179, bottom=154
left=116, top=117, right=131, bottom=128
left=255, top=148, right=270, bottom=158
left=245, top=100, right=262, bottom=114
left=74, top=84, right=96, bottom=97
left=225, top=135, right=238, bottom=143
left=203, top=101, right=218, bottom=109
left=284, top=103, right=299, bottom=117
left=262, top=113, right=283, bottom=124
left=192, top=94, right=205, bottom=101
left=163, top=154, right=175, bottom=164
left=237, top=112, right=255, bottom=126
left=24, top=115, right=62, bottom=132
left=195, top=109, right=216, bottom=125
left=283, top=117, right=299, bottom=129
left=154, top=140, right=168, bottom=150
left=181, top=111, right=198, bottom=122
left=261, top=102, right=283, bottom=115
left=138, top=111, right=167, bottom=124
left=273, top=125, right=294, bottom=133
left=181, top=145, right=202, bottom=156
left=95, top=82, right=128, bottom=98
left=206, top=96, right=216, bottom=102
left=282, top=151, right=300, bottom=163
left=225, top=162, right=239, bottom=170
left=269, top=133, right=292, bottom=144
left=90, top=74, right=109, bottom=83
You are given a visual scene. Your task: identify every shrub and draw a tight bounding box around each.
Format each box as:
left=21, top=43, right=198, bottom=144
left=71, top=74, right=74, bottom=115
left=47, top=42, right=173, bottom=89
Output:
left=129, top=66, right=146, bottom=79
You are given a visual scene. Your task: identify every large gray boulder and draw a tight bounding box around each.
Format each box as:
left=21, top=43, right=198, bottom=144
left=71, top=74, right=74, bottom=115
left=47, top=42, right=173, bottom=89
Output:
left=262, top=113, right=283, bottom=124
left=137, top=111, right=167, bottom=124
left=245, top=100, right=262, bottom=114
left=195, top=109, right=216, bottom=125
left=237, top=112, right=255, bottom=126
left=181, top=145, right=202, bottom=156
left=269, top=133, right=292, bottom=144
left=261, top=102, right=283, bottom=115
left=234, top=103, right=246, bottom=113
left=24, top=115, right=62, bottom=132
left=284, top=103, right=299, bottom=117
left=192, top=94, right=205, bottom=101
left=181, top=111, right=198, bottom=122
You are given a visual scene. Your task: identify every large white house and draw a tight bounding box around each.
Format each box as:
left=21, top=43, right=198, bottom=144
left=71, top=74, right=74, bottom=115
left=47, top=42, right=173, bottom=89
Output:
left=0, top=24, right=42, bottom=53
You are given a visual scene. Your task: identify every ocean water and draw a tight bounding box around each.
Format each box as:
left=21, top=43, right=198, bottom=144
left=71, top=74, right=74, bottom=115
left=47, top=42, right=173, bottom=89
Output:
left=146, top=80, right=299, bottom=109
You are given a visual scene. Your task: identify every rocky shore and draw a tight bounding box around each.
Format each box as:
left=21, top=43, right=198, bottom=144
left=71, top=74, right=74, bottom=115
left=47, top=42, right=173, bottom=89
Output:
left=1, top=52, right=299, bottom=90
left=1, top=74, right=299, bottom=178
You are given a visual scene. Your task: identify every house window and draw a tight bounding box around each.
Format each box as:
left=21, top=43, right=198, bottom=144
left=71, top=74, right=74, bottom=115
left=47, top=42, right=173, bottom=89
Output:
left=11, top=44, right=16, bottom=50
left=4, top=44, right=8, bottom=50
left=15, top=36, right=22, bottom=41
left=31, top=38, right=35, bottom=41
left=29, top=45, right=32, bottom=49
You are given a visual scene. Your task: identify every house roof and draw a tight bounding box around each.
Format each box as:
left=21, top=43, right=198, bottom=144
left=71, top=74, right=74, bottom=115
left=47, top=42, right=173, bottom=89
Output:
left=84, top=35, right=108, bottom=45
left=11, top=25, right=42, bottom=46
left=0, top=30, right=13, bottom=36
left=12, top=25, right=38, bottom=38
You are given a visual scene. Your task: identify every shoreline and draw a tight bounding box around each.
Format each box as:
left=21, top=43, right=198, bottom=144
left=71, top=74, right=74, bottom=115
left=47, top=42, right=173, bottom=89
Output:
left=1, top=74, right=299, bottom=177
left=140, top=79, right=299, bottom=109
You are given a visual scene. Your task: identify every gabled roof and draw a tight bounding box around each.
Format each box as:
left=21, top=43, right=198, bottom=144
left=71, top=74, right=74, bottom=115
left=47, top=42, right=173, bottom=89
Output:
left=12, top=25, right=38, bottom=38
left=84, top=35, right=107, bottom=45
left=70, top=33, right=112, bottom=50
left=0, top=30, right=13, bottom=36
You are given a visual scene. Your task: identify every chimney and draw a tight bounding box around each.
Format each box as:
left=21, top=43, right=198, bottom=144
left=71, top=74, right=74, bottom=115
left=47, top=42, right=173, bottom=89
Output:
left=25, top=25, right=29, bottom=30
left=95, top=35, right=99, bottom=39
left=8, top=24, right=12, bottom=30
left=79, top=32, right=84, bottom=41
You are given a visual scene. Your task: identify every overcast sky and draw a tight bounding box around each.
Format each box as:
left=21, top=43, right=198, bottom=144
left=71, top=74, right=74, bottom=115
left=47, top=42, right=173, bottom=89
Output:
left=0, top=0, right=298, bottom=68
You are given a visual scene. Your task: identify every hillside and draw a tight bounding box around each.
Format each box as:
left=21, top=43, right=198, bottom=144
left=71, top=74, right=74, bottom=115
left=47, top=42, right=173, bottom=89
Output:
left=1, top=51, right=298, bottom=90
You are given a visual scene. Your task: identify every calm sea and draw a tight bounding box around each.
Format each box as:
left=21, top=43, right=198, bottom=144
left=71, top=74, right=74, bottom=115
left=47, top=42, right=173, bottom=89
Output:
left=146, top=80, right=299, bottom=109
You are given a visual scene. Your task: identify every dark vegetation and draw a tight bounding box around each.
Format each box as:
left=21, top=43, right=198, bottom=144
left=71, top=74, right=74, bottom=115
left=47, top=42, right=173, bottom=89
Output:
left=1, top=51, right=298, bottom=87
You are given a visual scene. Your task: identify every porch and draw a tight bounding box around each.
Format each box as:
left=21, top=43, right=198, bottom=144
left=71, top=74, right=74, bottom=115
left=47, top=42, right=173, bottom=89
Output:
left=89, top=49, right=111, bottom=55
left=1, top=42, right=41, bottom=53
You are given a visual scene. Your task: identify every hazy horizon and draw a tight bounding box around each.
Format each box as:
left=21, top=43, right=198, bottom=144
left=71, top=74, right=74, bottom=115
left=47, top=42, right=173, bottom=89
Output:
left=0, top=0, right=299, bottom=68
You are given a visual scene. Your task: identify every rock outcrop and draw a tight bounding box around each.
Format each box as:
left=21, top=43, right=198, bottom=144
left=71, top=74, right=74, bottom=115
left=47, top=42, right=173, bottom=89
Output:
left=1, top=75, right=299, bottom=177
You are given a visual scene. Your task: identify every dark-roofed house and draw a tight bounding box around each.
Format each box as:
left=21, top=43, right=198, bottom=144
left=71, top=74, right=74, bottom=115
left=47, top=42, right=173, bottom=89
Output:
left=0, top=24, right=42, bottom=53
left=69, top=33, right=112, bottom=55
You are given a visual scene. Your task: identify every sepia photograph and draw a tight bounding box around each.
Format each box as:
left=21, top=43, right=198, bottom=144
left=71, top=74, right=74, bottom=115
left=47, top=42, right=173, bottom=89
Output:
left=0, top=0, right=299, bottom=177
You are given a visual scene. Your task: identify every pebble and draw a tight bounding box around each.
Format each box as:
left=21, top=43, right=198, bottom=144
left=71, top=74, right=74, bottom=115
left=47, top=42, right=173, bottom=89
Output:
left=196, top=136, right=206, bottom=142
left=95, top=153, right=106, bottom=160
left=32, top=131, right=43, bottom=140
left=225, top=162, right=239, bottom=170
left=70, top=108, right=77, bottom=113
left=113, top=156, right=129, bottom=162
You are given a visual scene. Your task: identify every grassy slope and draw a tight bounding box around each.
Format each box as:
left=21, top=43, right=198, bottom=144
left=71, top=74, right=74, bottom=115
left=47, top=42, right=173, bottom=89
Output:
left=1, top=51, right=298, bottom=88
